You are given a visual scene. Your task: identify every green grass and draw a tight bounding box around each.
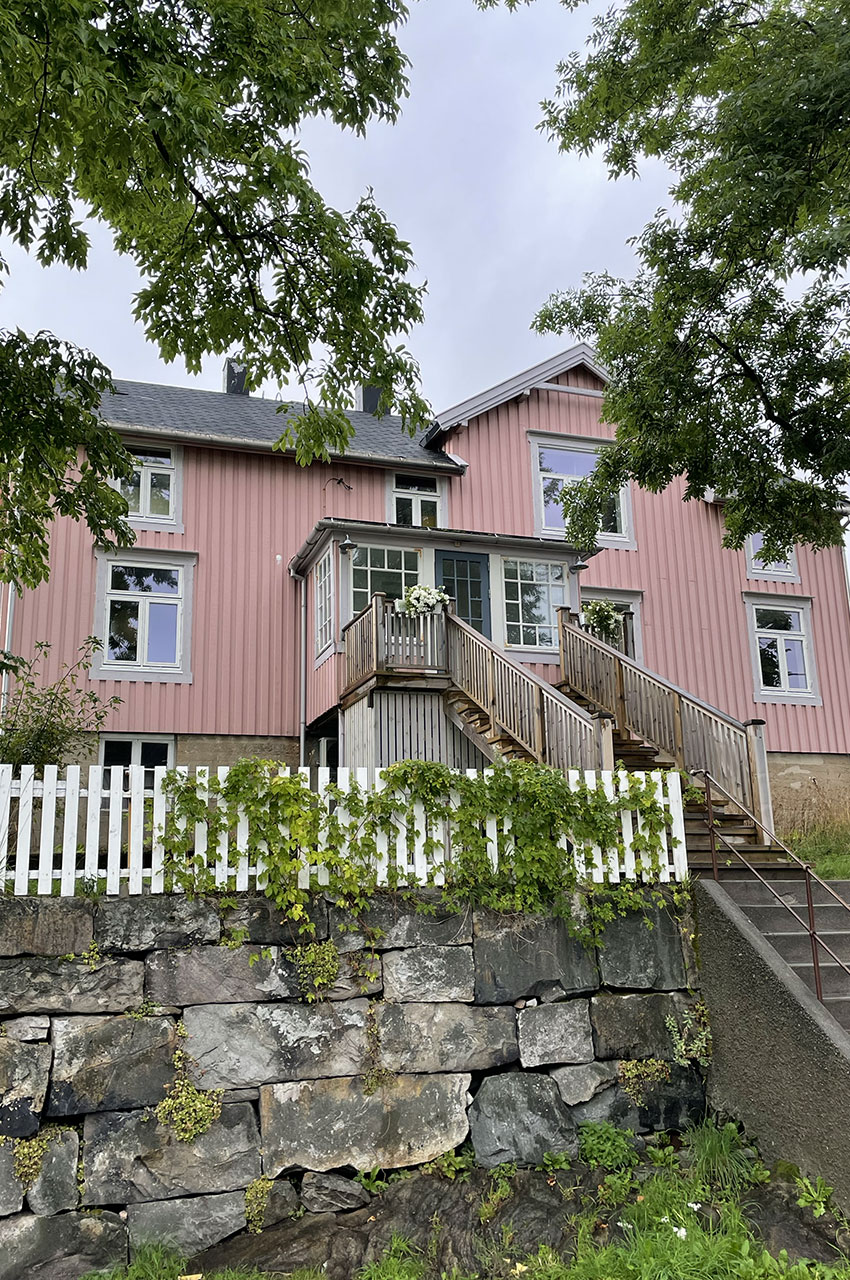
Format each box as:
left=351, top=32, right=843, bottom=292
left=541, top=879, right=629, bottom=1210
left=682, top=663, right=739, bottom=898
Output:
left=82, top=1245, right=323, bottom=1280
left=783, top=823, right=850, bottom=882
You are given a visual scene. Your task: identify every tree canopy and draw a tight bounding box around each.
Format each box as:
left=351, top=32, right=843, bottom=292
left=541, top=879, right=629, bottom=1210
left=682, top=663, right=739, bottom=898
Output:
left=0, top=0, right=428, bottom=588
left=487, top=0, right=850, bottom=560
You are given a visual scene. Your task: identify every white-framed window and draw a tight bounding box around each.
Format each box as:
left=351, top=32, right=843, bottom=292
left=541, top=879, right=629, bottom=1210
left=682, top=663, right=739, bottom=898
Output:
left=100, top=735, right=175, bottom=792
left=503, top=559, right=566, bottom=649
left=351, top=546, right=419, bottom=614
left=580, top=587, right=644, bottom=661
left=744, top=594, right=820, bottom=704
left=745, top=533, right=799, bottom=582
left=315, top=550, right=334, bottom=656
left=391, top=474, right=442, bottom=529
left=90, top=551, right=196, bottom=683
left=115, top=442, right=183, bottom=531
left=531, top=437, right=633, bottom=547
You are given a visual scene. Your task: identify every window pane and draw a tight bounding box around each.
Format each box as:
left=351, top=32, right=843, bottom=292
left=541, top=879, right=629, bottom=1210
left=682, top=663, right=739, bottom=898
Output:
left=538, top=627, right=553, bottom=647
left=600, top=493, right=622, bottom=535
left=504, top=560, right=518, bottom=579
left=110, top=565, right=180, bottom=595
left=103, top=740, right=133, bottom=767
left=522, top=626, right=538, bottom=646
left=352, top=568, right=368, bottom=590
left=386, top=548, right=402, bottom=571
left=140, top=741, right=170, bottom=767
left=519, top=562, right=534, bottom=581
left=353, top=589, right=367, bottom=613
left=421, top=500, right=438, bottom=528
left=149, top=472, right=172, bottom=516
left=108, top=600, right=139, bottom=662
left=371, top=568, right=404, bottom=599
left=370, top=547, right=385, bottom=568
left=353, top=548, right=368, bottom=568
left=758, top=637, right=781, bottom=687
left=506, top=602, right=520, bottom=622
left=542, top=478, right=566, bottom=528
left=132, top=446, right=172, bottom=466
left=395, top=496, right=414, bottom=526
left=784, top=638, right=808, bottom=689
left=520, top=585, right=546, bottom=624
left=506, top=624, right=521, bottom=645
left=147, top=603, right=179, bottom=663
left=403, top=551, right=418, bottom=571
left=756, top=608, right=800, bottom=632
left=395, top=474, right=438, bottom=493
left=538, top=446, right=595, bottom=478
left=120, top=470, right=141, bottom=514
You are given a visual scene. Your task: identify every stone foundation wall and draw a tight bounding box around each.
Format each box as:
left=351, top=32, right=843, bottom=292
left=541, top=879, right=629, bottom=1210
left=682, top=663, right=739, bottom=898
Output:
left=0, top=893, right=702, bottom=1279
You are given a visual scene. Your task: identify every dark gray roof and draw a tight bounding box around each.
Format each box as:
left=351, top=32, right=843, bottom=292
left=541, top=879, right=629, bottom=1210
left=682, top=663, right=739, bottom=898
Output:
left=105, top=379, right=461, bottom=472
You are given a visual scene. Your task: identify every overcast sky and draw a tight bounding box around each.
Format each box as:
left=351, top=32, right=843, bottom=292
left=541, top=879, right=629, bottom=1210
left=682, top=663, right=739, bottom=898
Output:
left=0, top=0, right=671, bottom=416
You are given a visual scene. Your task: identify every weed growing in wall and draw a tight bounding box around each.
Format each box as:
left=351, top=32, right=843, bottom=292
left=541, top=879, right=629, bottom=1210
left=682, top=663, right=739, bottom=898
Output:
left=154, top=1048, right=223, bottom=1142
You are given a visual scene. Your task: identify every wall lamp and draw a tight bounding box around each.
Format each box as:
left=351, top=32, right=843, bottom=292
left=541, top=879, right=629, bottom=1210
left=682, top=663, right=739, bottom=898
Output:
left=339, top=534, right=358, bottom=556
left=570, top=558, right=590, bottom=575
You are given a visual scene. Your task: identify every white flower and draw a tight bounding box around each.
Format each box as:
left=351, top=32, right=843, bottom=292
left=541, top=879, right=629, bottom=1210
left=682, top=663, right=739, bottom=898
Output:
left=398, top=584, right=451, bottom=615
left=674, top=1226, right=687, bottom=1239
left=688, top=1202, right=702, bottom=1211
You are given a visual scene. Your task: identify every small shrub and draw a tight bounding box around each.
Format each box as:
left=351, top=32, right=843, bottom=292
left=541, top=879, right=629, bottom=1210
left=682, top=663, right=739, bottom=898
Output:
left=666, top=999, right=712, bottom=1069
left=618, top=1058, right=672, bottom=1104
left=245, top=1175, right=274, bottom=1233
left=154, top=1049, right=223, bottom=1142
left=578, top=1121, right=639, bottom=1171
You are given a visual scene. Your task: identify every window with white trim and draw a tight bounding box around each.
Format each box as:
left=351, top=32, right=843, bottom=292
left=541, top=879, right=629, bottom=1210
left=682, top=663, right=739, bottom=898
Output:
left=90, top=553, right=196, bottom=683
left=392, top=475, right=441, bottom=528
left=503, top=559, right=565, bottom=648
left=750, top=602, right=813, bottom=695
left=352, top=546, right=419, bottom=613
left=315, top=550, right=334, bottom=655
left=117, top=444, right=180, bottom=525
left=534, top=441, right=630, bottom=543
left=745, top=533, right=799, bottom=581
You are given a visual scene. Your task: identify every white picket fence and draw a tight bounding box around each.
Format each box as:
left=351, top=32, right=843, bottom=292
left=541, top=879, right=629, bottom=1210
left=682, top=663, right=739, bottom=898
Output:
left=0, top=764, right=688, bottom=897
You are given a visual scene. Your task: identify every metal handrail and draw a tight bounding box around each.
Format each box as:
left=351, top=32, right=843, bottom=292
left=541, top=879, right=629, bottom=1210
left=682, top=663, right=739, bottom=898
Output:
left=698, top=769, right=850, bottom=1006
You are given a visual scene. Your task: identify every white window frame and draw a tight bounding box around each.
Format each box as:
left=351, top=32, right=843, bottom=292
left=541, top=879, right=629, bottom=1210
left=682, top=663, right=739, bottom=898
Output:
left=90, top=550, right=197, bottom=684
left=501, top=556, right=567, bottom=652
left=530, top=434, right=635, bottom=549
left=114, top=439, right=184, bottom=533
left=350, top=545, right=421, bottom=615
left=314, top=549, right=334, bottom=658
left=387, top=473, right=445, bottom=529
left=99, top=734, right=175, bottom=769
left=743, top=593, right=821, bottom=706
left=745, top=533, right=800, bottom=583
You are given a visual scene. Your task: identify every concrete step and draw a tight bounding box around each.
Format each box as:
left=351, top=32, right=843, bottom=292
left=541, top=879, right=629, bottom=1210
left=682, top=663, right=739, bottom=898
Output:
left=822, top=996, right=850, bottom=1030
left=789, top=961, right=850, bottom=998
left=764, top=931, right=850, bottom=965
left=723, top=878, right=850, bottom=907
left=734, top=903, right=850, bottom=933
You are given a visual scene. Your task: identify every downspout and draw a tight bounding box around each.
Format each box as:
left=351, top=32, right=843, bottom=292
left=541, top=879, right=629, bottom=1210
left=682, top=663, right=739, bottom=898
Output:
left=0, top=582, right=17, bottom=716
left=291, top=570, right=307, bottom=767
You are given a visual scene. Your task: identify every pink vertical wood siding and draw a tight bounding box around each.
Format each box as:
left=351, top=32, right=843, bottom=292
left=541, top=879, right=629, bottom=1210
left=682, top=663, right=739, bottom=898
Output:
left=10, top=447, right=386, bottom=738
left=446, top=371, right=850, bottom=756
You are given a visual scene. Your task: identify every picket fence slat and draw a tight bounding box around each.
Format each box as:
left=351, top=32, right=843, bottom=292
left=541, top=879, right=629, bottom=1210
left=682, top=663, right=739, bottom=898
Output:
left=0, top=764, right=688, bottom=896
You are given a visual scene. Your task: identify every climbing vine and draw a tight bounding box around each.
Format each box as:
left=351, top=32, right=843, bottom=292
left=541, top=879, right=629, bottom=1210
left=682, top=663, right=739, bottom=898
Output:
left=158, top=758, right=681, bottom=945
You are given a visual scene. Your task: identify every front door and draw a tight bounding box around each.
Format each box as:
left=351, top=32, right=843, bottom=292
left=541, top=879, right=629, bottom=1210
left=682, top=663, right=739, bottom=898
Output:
left=436, top=552, right=491, bottom=637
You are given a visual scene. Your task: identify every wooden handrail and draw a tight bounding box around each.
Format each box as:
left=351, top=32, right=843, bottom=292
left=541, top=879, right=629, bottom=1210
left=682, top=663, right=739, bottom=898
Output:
left=559, top=610, right=771, bottom=817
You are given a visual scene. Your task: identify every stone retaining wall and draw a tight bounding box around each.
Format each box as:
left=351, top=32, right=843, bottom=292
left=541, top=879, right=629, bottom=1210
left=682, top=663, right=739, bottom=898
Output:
left=0, top=892, right=703, bottom=1279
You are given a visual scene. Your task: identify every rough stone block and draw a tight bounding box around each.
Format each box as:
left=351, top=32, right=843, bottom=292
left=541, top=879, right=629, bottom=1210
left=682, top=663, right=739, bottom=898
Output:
left=300, top=1171, right=370, bottom=1213
left=27, top=1130, right=79, bottom=1216
left=263, top=1177, right=300, bottom=1226
left=383, top=946, right=474, bottom=1002
left=0, top=1209, right=127, bottom=1280
left=596, top=905, right=686, bottom=990
left=571, top=1084, right=641, bottom=1133
left=95, top=896, right=220, bottom=951
left=83, top=1103, right=260, bottom=1205
left=0, top=1143, right=23, bottom=1217
left=260, top=1074, right=471, bottom=1175
left=47, top=1015, right=178, bottom=1116
left=146, top=946, right=298, bottom=1006
left=275, top=949, right=382, bottom=1002
left=329, top=895, right=472, bottom=951
left=182, top=1000, right=370, bottom=1090
left=517, top=1001, right=594, bottom=1068
left=377, top=1003, right=518, bottom=1073
left=549, top=1060, right=619, bottom=1107
left=473, top=910, right=598, bottom=1004
left=223, top=895, right=328, bottom=944
left=0, top=1041, right=51, bottom=1137
left=590, top=992, right=688, bottom=1061
left=127, top=1190, right=247, bottom=1256
left=1, top=1018, right=49, bottom=1042
left=0, top=956, right=144, bottom=1017
left=0, top=900, right=93, bottom=958
left=635, top=1064, right=706, bottom=1133
left=469, top=1074, right=578, bottom=1168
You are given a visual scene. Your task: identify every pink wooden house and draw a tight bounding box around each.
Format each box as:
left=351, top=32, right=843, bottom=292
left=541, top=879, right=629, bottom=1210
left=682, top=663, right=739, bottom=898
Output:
left=5, top=346, right=850, bottom=818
